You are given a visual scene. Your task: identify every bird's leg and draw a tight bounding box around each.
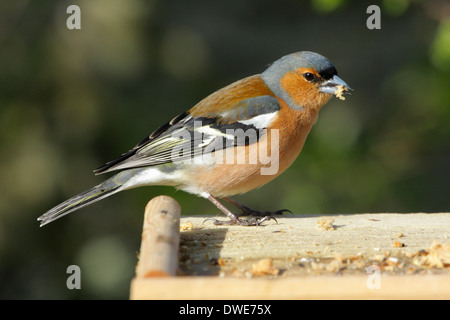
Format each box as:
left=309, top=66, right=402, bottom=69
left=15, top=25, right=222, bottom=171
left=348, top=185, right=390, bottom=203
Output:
left=205, top=195, right=276, bottom=226
left=224, top=197, right=292, bottom=217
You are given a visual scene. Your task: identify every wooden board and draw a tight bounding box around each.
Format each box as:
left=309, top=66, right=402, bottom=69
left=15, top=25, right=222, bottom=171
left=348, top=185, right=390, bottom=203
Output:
left=130, top=205, right=450, bottom=300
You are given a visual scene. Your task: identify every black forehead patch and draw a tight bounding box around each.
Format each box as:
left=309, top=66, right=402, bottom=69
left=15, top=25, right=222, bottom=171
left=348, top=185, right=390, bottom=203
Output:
left=318, top=66, right=338, bottom=80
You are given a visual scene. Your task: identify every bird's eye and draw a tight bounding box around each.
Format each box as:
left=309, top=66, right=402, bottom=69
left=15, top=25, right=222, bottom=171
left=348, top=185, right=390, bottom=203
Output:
left=303, top=73, right=315, bottom=82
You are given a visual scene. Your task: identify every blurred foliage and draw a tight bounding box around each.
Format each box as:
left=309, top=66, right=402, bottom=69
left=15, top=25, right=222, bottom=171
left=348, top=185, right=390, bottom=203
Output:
left=311, top=0, right=347, bottom=13
left=0, top=0, right=449, bottom=299
left=383, top=0, right=410, bottom=16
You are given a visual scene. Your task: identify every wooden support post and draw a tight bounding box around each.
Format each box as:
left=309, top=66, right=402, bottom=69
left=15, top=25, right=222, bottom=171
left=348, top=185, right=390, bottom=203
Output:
left=132, top=195, right=181, bottom=289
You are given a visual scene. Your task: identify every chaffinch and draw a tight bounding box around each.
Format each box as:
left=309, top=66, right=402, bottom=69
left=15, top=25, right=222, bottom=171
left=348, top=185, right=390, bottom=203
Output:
left=39, top=51, right=351, bottom=227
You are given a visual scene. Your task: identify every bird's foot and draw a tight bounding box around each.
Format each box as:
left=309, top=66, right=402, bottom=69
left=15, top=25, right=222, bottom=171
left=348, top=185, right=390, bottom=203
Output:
left=204, top=215, right=277, bottom=226
left=223, top=197, right=292, bottom=218
left=236, top=207, right=292, bottom=218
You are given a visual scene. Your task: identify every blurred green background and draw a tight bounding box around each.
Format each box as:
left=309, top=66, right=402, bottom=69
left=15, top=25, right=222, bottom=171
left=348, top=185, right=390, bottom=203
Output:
left=0, top=0, right=449, bottom=299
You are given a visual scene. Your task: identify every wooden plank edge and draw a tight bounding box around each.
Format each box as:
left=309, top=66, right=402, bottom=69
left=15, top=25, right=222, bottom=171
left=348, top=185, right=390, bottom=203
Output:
left=130, top=275, right=450, bottom=300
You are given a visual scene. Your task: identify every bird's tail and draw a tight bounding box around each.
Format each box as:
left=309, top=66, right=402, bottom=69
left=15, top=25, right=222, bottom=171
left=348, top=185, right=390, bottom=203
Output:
left=38, top=178, right=123, bottom=227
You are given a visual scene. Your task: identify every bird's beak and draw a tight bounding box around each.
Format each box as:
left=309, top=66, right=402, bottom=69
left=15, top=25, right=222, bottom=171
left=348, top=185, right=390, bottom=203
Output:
left=319, top=75, right=352, bottom=97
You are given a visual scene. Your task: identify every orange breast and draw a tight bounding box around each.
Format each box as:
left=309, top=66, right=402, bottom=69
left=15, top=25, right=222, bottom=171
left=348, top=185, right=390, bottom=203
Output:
left=184, top=100, right=319, bottom=197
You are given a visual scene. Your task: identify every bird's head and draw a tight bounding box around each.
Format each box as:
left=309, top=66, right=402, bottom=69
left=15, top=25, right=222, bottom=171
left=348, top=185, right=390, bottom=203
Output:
left=261, top=51, right=352, bottom=110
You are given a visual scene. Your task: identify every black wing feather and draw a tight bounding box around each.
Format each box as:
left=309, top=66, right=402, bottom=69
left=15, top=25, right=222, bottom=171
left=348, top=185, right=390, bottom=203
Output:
left=93, top=112, right=188, bottom=174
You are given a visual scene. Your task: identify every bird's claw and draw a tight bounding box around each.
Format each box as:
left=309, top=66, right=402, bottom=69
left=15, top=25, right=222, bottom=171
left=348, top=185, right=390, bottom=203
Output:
left=238, top=208, right=292, bottom=217
left=274, top=209, right=293, bottom=215
left=203, top=215, right=277, bottom=226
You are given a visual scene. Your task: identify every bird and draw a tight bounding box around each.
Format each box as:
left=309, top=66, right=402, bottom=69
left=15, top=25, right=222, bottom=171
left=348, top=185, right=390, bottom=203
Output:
left=38, top=51, right=352, bottom=227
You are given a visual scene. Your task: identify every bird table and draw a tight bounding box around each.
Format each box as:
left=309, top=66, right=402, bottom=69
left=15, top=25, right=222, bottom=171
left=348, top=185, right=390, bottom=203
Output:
left=129, top=196, right=450, bottom=300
